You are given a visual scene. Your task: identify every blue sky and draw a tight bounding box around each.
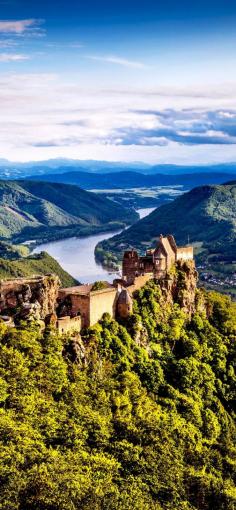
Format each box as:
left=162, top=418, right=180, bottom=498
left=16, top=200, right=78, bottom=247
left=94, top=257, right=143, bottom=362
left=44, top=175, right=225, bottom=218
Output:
left=1, top=0, right=236, bottom=163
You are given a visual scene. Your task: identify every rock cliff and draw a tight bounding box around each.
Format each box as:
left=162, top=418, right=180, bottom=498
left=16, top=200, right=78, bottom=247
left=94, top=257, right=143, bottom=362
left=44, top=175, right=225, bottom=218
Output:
left=159, top=259, right=202, bottom=316
left=0, top=275, right=60, bottom=323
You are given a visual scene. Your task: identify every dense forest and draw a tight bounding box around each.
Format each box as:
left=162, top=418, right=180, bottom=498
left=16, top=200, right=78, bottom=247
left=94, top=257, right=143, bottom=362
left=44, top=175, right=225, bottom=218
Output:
left=0, top=280, right=235, bottom=509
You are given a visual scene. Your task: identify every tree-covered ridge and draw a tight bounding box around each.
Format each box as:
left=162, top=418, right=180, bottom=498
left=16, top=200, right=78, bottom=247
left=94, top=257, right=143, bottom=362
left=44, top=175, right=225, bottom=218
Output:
left=96, top=182, right=236, bottom=265
left=0, top=281, right=235, bottom=509
left=0, top=252, right=78, bottom=288
left=0, top=180, right=138, bottom=243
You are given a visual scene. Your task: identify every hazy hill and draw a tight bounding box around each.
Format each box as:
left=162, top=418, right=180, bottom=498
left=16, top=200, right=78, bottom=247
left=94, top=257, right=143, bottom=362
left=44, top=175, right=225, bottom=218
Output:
left=0, top=158, right=236, bottom=178
left=96, top=182, right=236, bottom=267
left=27, top=170, right=236, bottom=189
left=0, top=180, right=138, bottom=242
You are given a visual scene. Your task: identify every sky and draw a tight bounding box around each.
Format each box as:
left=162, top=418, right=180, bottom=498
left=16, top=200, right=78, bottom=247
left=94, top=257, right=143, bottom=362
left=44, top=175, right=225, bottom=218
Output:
left=1, top=0, right=236, bottom=163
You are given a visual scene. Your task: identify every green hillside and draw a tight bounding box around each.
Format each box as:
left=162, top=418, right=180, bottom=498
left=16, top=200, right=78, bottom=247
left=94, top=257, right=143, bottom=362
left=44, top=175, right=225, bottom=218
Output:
left=96, top=182, right=236, bottom=261
left=20, top=180, right=138, bottom=226
left=0, top=251, right=77, bottom=287
left=96, top=182, right=236, bottom=295
left=0, top=180, right=138, bottom=243
left=0, top=280, right=235, bottom=509
left=0, top=240, right=30, bottom=259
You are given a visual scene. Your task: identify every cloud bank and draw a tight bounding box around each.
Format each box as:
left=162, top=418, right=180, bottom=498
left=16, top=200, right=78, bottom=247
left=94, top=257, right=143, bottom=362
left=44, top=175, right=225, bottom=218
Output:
left=1, top=72, right=236, bottom=162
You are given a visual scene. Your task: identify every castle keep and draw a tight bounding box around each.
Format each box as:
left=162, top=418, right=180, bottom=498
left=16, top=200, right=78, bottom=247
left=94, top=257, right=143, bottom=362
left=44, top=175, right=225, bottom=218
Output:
left=0, top=235, right=194, bottom=333
left=123, top=235, right=193, bottom=282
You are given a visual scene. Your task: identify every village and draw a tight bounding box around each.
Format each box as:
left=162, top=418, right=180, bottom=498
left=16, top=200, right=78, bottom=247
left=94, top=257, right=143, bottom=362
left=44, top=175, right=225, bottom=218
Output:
left=0, top=235, right=194, bottom=333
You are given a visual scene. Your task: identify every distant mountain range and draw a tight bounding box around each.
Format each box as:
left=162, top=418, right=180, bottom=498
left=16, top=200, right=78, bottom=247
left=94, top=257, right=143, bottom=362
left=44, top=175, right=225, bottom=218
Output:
left=0, top=158, right=236, bottom=179
left=96, top=181, right=236, bottom=273
left=0, top=180, right=138, bottom=243
left=27, top=170, right=236, bottom=189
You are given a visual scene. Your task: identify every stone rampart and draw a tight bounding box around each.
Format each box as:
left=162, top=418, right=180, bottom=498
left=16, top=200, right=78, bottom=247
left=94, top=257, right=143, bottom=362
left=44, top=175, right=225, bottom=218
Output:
left=57, top=315, right=82, bottom=335
left=127, top=273, right=153, bottom=294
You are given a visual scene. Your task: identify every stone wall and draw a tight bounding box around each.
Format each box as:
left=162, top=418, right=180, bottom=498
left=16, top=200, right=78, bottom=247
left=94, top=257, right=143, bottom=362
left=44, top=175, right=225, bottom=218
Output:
left=127, top=273, right=153, bottom=295
left=57, top=290, right=90, bottom=328
left=58, top=285, right=118, bottom=328
left=57, top=315, right=82, bottom=335
left=89, top=287, right=118, bottom=326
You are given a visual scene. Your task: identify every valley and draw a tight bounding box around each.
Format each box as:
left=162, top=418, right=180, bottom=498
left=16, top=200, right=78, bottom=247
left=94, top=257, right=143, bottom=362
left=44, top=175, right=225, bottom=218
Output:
left=32, top=208, right=154, bottom=283
left=0, top=180, right=138, bottom=244
left=0, top=175, right=235, bottom=298
left=89, top=185, right=184, bottom=209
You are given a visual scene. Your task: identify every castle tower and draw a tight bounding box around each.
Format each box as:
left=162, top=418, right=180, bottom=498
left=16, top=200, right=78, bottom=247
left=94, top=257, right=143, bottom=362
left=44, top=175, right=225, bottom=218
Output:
left=117, top=289, right=133, bottom=319
left=122, top=249, right=140, bottom=282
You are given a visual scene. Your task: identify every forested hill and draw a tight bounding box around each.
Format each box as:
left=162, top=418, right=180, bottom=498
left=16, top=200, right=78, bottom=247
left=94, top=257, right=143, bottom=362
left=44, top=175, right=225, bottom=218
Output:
left=27, top=169, right=235, bottom=189
left=0, top=180, right=138, bottom=243
left=96, top=182, right=236, bottom=266
left=0, top=275, right=235, bottom=509
left=0, top=251, right=77, bottom=287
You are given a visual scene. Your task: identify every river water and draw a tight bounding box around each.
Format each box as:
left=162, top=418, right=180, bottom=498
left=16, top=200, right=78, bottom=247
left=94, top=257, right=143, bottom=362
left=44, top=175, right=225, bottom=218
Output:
left=33, top=207, right=155, bottom=284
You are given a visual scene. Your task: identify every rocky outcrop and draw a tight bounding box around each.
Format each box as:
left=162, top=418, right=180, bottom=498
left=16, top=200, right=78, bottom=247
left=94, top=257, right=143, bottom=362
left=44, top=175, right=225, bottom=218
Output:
left=63, top=335, right=86, bottom=364
left=0, top=275, right=60, bottom=324
left=159, top=260, right=201, bottom=317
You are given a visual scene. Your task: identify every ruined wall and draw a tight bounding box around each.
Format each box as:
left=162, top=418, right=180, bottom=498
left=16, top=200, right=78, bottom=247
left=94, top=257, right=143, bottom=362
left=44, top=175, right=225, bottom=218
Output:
left=89, top=287, right=118, bottom=326
left=122, top=250, right=140, bottom=280
left=127, top=273, right=153, bottom=295
left=176, top=246, right=193, bottom=261
left=0, top=275, right=60, bottom=322
left=57, top=290, right=90, bottom=328
left=58, top=286, right=118, bottom=328
left=57, top=315, right=81, bottom=335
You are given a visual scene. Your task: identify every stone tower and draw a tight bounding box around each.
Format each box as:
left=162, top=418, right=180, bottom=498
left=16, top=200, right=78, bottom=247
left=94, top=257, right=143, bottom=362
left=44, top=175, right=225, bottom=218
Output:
left=117, top=289, right=133, bottom=319
left=122, top=249, right=139, bottom=282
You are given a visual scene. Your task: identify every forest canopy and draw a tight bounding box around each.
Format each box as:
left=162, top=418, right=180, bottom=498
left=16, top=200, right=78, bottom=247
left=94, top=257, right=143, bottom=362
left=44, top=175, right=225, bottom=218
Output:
left=0, top=281, right=235, bottom=510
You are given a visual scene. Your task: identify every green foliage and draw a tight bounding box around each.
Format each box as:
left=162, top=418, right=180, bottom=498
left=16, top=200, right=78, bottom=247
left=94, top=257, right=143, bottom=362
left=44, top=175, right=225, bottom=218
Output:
left=91, top=281, right=108, bottom=291
left=0, top=241, right=29, bottom=259
left=0, top=251, right=78, bottom=287
left=0, top=283, right=235, bottom=509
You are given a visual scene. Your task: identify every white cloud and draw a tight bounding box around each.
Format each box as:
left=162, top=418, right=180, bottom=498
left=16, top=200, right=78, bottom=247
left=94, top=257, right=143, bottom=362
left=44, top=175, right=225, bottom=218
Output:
left=1, top=72, right=236, bottom=163
left=87, top=55, right=146, bottom=69
left=0, top=19, right=44, bottom=36
left=0, top=39, right=19, bottom=48
left=0, top=53, right=29, bottom=62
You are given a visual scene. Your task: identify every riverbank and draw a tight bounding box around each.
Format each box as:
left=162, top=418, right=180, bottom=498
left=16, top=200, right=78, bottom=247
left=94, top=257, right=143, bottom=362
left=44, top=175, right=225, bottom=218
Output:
left=32, top=208, right=155, bottom=284
left=22, top=221, right=128, bottom=251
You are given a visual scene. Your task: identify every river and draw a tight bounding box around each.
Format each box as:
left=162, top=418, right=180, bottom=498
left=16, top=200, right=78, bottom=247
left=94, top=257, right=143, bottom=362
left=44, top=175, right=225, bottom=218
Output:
left=33, top=207, right=155, bottom=284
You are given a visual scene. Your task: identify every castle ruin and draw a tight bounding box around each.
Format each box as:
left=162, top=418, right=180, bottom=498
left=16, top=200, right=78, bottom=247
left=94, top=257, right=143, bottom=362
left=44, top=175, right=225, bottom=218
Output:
left=0, top=235, right=194, bottom=333
left=123, top=235, right=193, bottom=282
